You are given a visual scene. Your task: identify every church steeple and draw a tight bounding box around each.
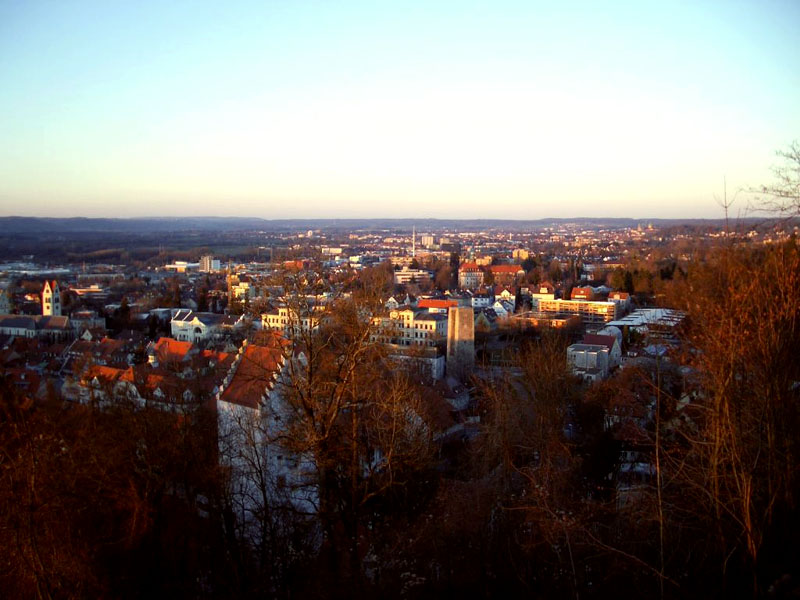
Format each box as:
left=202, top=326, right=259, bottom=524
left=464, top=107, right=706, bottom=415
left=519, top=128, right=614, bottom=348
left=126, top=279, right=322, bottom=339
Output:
left=42, top=280, right=61, bottom=316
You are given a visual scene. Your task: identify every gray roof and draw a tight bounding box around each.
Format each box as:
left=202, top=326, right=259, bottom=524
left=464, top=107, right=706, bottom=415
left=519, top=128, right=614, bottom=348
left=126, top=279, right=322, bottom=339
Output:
left=568, top=343, right=609, bottom=352
left=415, top=313, right=447, bottom=322
left=0, top=315, right=36, bottom=329
left=0, top=315, right=71, bottom=331
left=34, top=316, right=70, bottom=330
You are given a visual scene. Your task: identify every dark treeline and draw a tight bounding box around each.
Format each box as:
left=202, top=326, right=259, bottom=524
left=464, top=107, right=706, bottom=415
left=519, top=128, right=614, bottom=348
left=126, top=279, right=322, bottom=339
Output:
left=1, top=239, right=799, bottom=599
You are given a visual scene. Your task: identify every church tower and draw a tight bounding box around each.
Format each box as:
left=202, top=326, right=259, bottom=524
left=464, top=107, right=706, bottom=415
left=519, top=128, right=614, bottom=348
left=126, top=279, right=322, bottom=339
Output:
left=42, top=280, right=61, bottom=316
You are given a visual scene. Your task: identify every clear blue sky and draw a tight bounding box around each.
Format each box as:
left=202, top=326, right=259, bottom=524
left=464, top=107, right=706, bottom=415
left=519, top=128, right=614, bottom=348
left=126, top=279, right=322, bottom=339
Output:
left=1, top=0, right=798, bottom=219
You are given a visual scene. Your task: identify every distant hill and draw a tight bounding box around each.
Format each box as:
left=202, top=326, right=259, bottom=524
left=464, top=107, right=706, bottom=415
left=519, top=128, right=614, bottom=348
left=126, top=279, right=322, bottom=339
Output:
left=0, top=216, right=273, bottom=234
left=0, top=215, right=762, bottom=234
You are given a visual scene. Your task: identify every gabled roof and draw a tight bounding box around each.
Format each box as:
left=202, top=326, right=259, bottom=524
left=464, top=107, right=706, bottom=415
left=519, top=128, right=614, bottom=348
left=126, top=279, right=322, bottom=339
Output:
left=152, top=337, right=195, bottom=362
left=571, top=286, right=595, bottom=299
left=172, top=309, right=194, bottom=322
left=583, top=334, right=618, bottom=351
left=488, top=264, right=523, bottom=274
left=35, top=316, right=70, bottom=330
left=194, top=312, right=226, bottom=326
left=415, top=312, right=447, bottom=322
left=220, top=344, right=285, bottom=409
left=493, top=284, right=515, bottom=296
left=84, top=364, right=126, bottom=384
left=417, top=298, right=459, bottom=310
left=0, top=315, right=36, bottom=329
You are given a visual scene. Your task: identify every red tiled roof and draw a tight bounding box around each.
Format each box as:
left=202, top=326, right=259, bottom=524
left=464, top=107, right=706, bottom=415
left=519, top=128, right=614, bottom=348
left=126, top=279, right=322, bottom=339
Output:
left=571, top=287, right=595, bottom=299
left=493, top=285, right=515, bottom=295
left=489, top=264, right=523, bottom=274
left=583, top=334, right=617, bottom=350
left=84, top=365, right=126, bottom=383
left=153, top=337, right=194, bottom=361
left=221, top=344, right=285, bottom=409
left=417, top=298, right=460, bottom=309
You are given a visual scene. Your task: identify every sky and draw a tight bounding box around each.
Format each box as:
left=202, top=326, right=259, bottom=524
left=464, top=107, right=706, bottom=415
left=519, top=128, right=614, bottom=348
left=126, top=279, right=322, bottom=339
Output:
left=1, top=0, right=798, bottom=220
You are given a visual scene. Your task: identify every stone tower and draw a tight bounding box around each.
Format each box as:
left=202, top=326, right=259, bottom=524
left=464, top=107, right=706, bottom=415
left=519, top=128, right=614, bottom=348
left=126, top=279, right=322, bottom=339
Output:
left=446, top=306, right=475, bottom=380
left=42, top=280, right=61, bottom=316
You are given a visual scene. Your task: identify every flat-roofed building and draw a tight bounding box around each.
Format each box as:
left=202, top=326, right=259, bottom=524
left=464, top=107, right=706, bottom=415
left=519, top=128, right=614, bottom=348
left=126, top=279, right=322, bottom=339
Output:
left=538, top=298, right=620, bottom=327
left=567, top=343, right=611, bottom=382
left=394, top=267, right=433, bottom=285
left=200, top=255, right=221, bottom=272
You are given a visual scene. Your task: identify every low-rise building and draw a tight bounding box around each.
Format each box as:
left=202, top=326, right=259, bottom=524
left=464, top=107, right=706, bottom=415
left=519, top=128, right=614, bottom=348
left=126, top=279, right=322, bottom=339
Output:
left=0, top=314, right=73, bottom=342
left=171, top=309, right=244, bottom=343
left=567, top=342, right=611, bottom=382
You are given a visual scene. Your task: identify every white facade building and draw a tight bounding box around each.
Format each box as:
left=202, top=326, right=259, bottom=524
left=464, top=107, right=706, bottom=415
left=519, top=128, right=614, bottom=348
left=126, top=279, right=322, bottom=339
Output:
left=394, top=267, right=433, bottom=285
left=171, top=309, right=243, bottom=343
left=371, top=308, right=447, bottom=348
left=200, top=255, right=221, bottom=272
left=567, top=343, right=611, bottom=382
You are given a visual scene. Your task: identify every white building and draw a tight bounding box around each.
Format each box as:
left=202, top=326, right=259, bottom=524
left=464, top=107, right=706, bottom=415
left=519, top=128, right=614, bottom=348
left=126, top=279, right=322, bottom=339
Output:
left=491, top=299, right=514, bottom=319
left=567, top=343, right=611, bottom=382
left=171, top=309, right=244, bottom=343
left=394, top=267, right=433, bottom=285
left=165, top=261, right=200, bottom=273
left=607, top=308, right=685, bottom=344
left=458, top=263, right=484, bottom=289
left=231, top=280, right=260, bottom=301
left=371, top=308, right=447, bottom=348
left=469, top=291, right=494, bottom=309
left=262, top=304, right=323, bottom=336
left=200, top=255, right=221, bottom=273
left=386, top=344, right=445, bottom=380
left=216, top=341, right=318, bottom=541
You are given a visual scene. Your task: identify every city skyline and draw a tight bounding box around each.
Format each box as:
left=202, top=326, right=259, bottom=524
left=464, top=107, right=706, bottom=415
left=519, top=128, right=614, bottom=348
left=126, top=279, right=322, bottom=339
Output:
left=1, top=0, right=798, bottom=219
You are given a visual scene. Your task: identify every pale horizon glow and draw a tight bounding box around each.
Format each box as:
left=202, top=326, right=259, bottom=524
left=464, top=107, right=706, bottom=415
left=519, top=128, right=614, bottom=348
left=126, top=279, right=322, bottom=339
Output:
left=1, top=1, right=798, bottom=220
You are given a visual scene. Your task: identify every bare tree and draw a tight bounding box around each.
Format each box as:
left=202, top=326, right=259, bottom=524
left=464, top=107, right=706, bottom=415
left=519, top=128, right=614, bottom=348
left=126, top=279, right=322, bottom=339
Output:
left=664, top=239, right=800, bottom=594
left=752, top=140, right=800, bottom=216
